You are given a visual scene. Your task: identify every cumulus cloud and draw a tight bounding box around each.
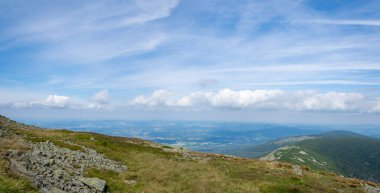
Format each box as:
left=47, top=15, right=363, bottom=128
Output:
left=42, top=95, right=71, bottom=107
left=371, top=100, right=380, bottom=113
left=208, top=89, right=284, bottom=108
left=291, top=91, right=363, bottom=111
left=3, top=94, right=108, bottom=110
left=2, top=89, right=378, bottom=114
left=128, top=90, right=174, bottom=107
left=92, top=90, right=109, bottom=104
left=10, top=95, right=71, bottom=108
left=176, top=92, right=212, bottom=107
left=128, top=89, right=371, bottom=112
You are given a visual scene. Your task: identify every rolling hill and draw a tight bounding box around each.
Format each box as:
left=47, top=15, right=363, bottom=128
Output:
left=259, top=130, right=380, bottom=183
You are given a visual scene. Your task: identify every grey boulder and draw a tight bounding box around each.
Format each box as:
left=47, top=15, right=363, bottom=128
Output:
left=80, top=177, right=106, bottom=192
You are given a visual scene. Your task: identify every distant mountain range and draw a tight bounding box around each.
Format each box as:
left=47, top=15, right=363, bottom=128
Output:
left=21, top=120, right=327, bottom=155
left=258, top=130, right=380, bottom=182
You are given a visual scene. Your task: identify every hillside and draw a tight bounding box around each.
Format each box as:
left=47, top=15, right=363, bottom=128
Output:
left=227, top=135, right=320, bottom=158
left=260, top=131, right=380, bottom=183
left=1, top=116, right=380, bottom=193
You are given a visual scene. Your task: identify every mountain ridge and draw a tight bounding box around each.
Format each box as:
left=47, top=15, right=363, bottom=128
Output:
left=259, top=130, right=380, bottom=183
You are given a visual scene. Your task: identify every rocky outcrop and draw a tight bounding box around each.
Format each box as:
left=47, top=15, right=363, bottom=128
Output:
left=6, top=141, right=127, bottom=193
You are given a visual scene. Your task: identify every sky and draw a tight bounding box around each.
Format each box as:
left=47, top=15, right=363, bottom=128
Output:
left=1, top=0, right=380, bottom=123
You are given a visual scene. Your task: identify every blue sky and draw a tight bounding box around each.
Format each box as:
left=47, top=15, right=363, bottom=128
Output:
left=1, top=0, right=380, bottom=123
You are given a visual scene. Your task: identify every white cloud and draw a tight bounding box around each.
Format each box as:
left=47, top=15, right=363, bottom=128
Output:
left=128, top=90, right=174, bottom=107
left=1, top=89, right=378, bottom=114
left=2, top=94, right=107, bottom=110
left=128, top=89, right=371, bottom=112
left=208, top=89, right=284, bottom=108
left=42, top=95, right=71, bottom=107
left=92, top=90, right=109, bottom=104
left=290, top=91, right=363, bottom=111
left=176, top=92, right=213, bottom=107
left=371, top=100, right=380, bottom=113
left=11, top=95, right=71, bottom=108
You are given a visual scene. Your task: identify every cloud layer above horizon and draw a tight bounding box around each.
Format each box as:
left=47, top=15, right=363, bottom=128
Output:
left=1, top=0, right=380, bottom=123
left=2, top=88, right=380, bottom=114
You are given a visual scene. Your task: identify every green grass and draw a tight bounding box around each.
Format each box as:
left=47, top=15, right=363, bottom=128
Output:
left=0, top=176, right=37, bottom=193
left=0, top=160, right=38, bottom=193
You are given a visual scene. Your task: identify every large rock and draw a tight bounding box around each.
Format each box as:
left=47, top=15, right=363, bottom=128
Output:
left=80, top=177, right=106, bottom=192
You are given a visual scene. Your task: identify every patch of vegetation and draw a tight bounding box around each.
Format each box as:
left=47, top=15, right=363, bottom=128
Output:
left=162, top=145, right=173, bottom=149
left=52, top=140, right=84, bottom=151
left=85, top=168, right=130, bottom=192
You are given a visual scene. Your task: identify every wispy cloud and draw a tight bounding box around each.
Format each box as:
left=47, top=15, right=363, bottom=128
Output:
left=2, top=0, right=179, bottom=63
left=299, top=19, right=380, bottom=26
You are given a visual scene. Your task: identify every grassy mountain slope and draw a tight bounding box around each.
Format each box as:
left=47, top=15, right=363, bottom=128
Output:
left=1, top=116, right=379, bottom=193
left=260, top=131, right=380, bottom=183
left=236, top=135, right=320, bottom=158
left=202, top=129, right=322, bottom=158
